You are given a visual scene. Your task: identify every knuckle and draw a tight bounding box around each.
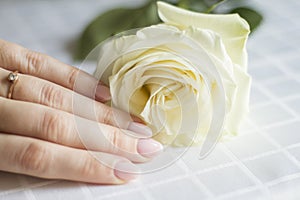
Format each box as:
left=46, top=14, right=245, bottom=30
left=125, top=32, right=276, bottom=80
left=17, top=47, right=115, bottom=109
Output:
left=99, top=106, right=113, bottom=125
left=25, top=50, right=47, bottom=74
left=67, top=68, right=79, bottom=89
left=79, top=156, right=99, bottom=178
left=40, top=83, right=65, bottom=108
left=106, top=128, right=127, bottom=153
left=105, top=127, right=138, bottom=155
left=17, top=142, right=50, bottom=174
left=40, top=110, right=73, bottom=144
left=0, top=41, right=20, bottom=67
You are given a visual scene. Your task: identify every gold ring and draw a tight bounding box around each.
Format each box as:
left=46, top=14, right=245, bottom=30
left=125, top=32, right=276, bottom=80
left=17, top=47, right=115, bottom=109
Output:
left=7, top=71, right=19, bottom=99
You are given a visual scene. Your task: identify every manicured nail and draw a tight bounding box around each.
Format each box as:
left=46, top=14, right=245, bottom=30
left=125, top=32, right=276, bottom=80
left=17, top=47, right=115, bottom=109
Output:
left=128, top=122, right=153, bottom=137
left=114, top=161, right=139, bottom=181
left=138, top=139, right=163, bottom=158
left=95, top=84, right=111, bottom=101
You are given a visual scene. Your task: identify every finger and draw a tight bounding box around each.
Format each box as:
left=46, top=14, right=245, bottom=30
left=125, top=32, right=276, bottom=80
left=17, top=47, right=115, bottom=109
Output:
left=0, top=39, right=110, bottom=102
left=0, top=97, right=163, bottom=162
left=0, top=67, right=149, bottom=134
left=0, top=133, right=139, bottom=184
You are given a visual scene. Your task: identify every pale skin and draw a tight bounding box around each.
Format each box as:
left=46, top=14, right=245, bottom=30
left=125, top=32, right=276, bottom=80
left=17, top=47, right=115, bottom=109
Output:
left=0, top=39, right=163, bottom=184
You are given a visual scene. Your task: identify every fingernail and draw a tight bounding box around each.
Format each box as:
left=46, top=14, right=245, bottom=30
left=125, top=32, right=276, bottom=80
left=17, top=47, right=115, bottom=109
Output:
left=128, top=122, right=152, bottom=137
left=138, top=139, right=163, bottom=158
left=114, top=161, right=139, bottom=182
left=95, top=84, right=111, bottom=101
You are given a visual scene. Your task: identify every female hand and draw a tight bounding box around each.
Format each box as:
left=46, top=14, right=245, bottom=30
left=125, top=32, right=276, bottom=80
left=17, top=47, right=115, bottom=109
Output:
left=0, top=39, right=163, bottom=184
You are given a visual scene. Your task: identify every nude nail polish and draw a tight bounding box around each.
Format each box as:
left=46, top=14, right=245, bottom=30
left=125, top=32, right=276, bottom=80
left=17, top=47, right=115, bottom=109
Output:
left=137, top=139, right=163, bottom=158
left=128, top=122, right=153, bottom=137
left=114, top=161, right=139, bottom=181
left=95, top=84, right=111, bottom=101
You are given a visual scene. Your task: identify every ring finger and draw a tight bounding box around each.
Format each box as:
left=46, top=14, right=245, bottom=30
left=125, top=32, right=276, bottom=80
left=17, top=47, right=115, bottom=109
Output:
left=0, top=67, right=150, bottom=135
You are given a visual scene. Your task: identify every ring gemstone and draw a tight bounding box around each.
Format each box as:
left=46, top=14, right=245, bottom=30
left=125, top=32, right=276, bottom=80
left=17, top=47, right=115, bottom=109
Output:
left=8, top=72, right=18, bottom=82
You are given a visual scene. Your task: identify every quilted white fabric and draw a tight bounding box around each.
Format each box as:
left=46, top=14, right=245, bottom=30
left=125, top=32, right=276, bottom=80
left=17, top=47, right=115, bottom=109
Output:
left=0, top=0, right=300, bottom=199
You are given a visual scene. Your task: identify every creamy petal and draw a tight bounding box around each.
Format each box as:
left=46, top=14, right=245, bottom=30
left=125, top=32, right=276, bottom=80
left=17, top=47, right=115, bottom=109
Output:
left=157, top=1, right=250, bottom=68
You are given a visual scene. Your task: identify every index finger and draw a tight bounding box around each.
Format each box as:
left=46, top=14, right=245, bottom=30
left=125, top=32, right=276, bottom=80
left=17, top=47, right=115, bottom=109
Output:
left=0, top=39, right=110, bottom=102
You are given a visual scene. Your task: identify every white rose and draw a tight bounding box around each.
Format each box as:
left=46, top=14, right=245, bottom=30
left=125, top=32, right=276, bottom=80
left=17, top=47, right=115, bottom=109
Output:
left=94, top=2, right=251, bottom=147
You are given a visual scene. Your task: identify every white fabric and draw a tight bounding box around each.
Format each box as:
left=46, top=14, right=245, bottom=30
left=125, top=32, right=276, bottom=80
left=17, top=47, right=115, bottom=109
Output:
left=0, top=0, right=300, bottom=199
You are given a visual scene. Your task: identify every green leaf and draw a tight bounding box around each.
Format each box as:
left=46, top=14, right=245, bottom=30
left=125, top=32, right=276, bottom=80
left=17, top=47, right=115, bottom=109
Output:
left=230, top=7, right=263, bottom=32
left=205, top=0, right=227, bottom=13
left=177, top=0, right=209, bottom=12
left=75, top=2, right=160, bottom=60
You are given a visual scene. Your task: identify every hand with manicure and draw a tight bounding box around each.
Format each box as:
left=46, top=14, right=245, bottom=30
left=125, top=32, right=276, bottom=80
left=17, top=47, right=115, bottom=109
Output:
left=0, top=39, right=163, bottom=184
